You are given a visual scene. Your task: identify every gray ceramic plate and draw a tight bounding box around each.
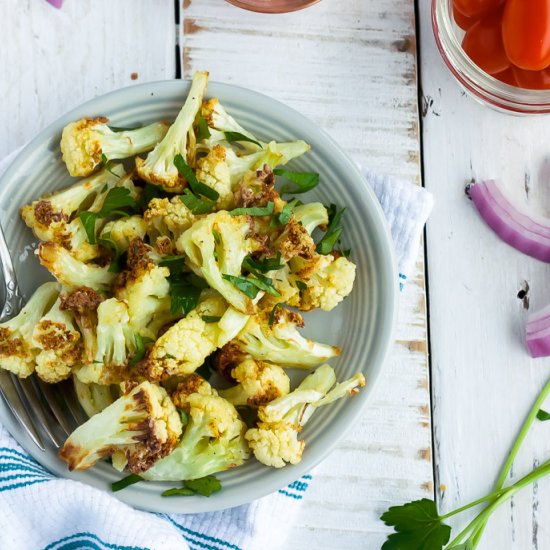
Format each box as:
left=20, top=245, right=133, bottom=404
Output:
left=0, top=80, right=397, bottom=513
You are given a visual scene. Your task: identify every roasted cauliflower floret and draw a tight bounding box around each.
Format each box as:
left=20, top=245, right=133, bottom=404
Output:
left=99, top=215, right=147, bottom=253
left=73, top=376, right=117, bottom=418
left=32, top=296, right=82, bottom=383
left=292, top=202, right=329, bottom=235
left=195, top=145, right=234, bottom=210
left=142, top=391, right=250, bottom=481
left=0, top=282, right=59, bottom=378
left=176, top=211, right=259, bottom=314
left=231, top=309, right=340, bottom=368
left=59, top=381, right=182, bottom=473
left=135, top=71, right=209, bottom=192
left=61, top=117, right=168, bottom=177
left=143, top=196, right=195, bottom=249
left=38, top=241, right=116, bottom=291
left=274, top=217, right=316, bottom=261
left=171, top=373, right=217, bottom=408
left=246, top=365, right=365, bottom=468
left=219, top=359, right=290, bottom=407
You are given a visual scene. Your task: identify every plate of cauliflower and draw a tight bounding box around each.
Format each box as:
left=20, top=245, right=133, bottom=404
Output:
left=0, top=71, right=397, bottom=512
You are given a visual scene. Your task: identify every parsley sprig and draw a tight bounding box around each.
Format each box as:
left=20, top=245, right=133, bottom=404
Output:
left=162, top=475, right=222, bottom=497
left=381, top=379, right=550, bottom=550
left=174, top=154, right=219, bottom=214
left=273, top=168, right=319, bottom=195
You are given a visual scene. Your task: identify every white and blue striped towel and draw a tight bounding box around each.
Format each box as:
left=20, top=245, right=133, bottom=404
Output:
left=0, top=150, right=433, bottom=550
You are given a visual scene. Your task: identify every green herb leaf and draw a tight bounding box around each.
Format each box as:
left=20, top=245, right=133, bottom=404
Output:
left=184, top=475, right=222, bottom=497
left=108, top=251, right=128, bottom=273
left=278, top=199, right=299, bottom=225
left=202, top=315, right=222, bottom=323
left=222, top=274, right=260, bottom=299
left=180, top=189, right=216, bottom=215
left=380, top=498, right=451, bottom=550
left=108, top=124, right=143, bottom=132
left=537, top=408, right=550, bottom=421
left=273, top=169, right=319, bottom=195
left=129, top=333, right=154, bottom=367
left=79, top=211, right=99, bottom=244
left=179, top=410, right=189, bottom=427
left=111, top=474, right=143, bottom=492
left=100, top=154, right=120, bottom=178
left=138, top=183, right=170, bottom=211
left=224, top=131, right=262, bottom=148
left=170, top=283, right=203, bottom=316
left=98, top=232, right=119, bottom=255
left=174, top=154, right=219, bottom=201
left=161, top=487, right=196, bottom=497
left=158, top=255, right=186, bottom=268
left=229, top=201, right=275, bottom=217
left=316, top=204, right=346, bottom=255
left=99, top=187, right=138, bottom=217
left=197, top=114, right=211, bottom=141
left=268, top=303, right=285, bottom=326
left=242, top=254, right=284, bottom=274
left=296, top=280, right=307, bottom=291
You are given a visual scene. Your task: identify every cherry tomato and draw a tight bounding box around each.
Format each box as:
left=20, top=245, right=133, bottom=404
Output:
left=493, top=67, right=518, bottom=86
left=502, top=0, right=550, bottom=71
left=511, top=66, right=550, bottom=89
left=462, top=10, right=509, bottom=75
left=453, top=2, right=477, bottom=31
left=454, top=0, right=503, bottom=19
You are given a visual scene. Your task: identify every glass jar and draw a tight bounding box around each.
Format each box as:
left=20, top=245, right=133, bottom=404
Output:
left=432, top=0, right=550, bottom=114
left=225, top=0, right=319, bottom=13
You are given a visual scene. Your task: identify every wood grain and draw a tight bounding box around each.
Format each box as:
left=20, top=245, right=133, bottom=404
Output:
left=0, top=0, right=175, bottom=158
left=180, top=1, right=431, bottom=547
left=419, top=0, right=550, bottom=547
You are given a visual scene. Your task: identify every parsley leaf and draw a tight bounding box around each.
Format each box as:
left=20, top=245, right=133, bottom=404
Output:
left=222, top=274, right=261, bottom=299
left=137, top=183, right=171, bottom=211
left=99, top=187, right=138, bottom=217
left=380, top=499, right=451, bottom=550
left=180, top=189, right=216, bottom=215
left=537, top=408, right=550, bottom=421
left=169, top=283, right=202, bottom=316
left=174, top=154, right=219, bottom=201
left=111, top=474, right=143, bottom=492
left=229, top=201, right=275, bottom=217
left=129, top=333, right=154, bottom=367
left=242, top=254, right=284, bottom=274
left=100, top=154, right=120, bottom=178
left=197, top=114, right=211, bottom=141
left=268, top=303, right=285, bottom=326
left=79, top=211, right=99, bottom=244
left=108, top=124, right=143, bottom=132
left=296, top=280, right=307, bottom=291
left=278, top=199, right=299, bottom=225
left=184, top=475, right=222, bottom=497
left=274, top=168, right=319, bottom=195
left=202, top=315, right=221, bottom=323
left=162, top=487, right=196, bottom=497
left=316, top=204, right=346, bottom=255
left=224, top=131, right=262, bottom=148
left=98, top=232, right=119, bottom=255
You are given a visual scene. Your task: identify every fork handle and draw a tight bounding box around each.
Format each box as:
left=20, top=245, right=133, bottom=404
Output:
left=0, top=224, right=24, bottom=322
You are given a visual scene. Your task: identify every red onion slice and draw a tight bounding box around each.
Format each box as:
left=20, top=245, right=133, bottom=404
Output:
left=527, top=304, right=550, bottom=357
left=469, top=180, right=550, bottom=262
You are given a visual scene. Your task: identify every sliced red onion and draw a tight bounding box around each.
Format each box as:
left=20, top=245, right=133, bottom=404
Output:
left=469, top=180, right=550, bottom=262
left=527, top=303, right=550, bottom=357
left=46, top=0, right=63, bottom=8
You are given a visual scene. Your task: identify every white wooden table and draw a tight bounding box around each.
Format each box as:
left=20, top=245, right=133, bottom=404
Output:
left=2, top=0, right=546, bottom=548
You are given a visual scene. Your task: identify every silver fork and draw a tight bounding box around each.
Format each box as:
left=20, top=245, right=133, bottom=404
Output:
left=0, top=223, right=84, bottom=451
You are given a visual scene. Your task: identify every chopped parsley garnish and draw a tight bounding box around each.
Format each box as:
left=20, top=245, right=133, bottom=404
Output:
left=242, top=253, right=284, bottom=274
left=316, top=204, right=346, bottom=255
left=162, top=475, right=221, bottom=498
left=100, top=153, right=120, bottom=178
left=111, top=474, right=143, bottom=492
left=180, top=189, right=216, bottom=215
left=223, top=131, right=262, bottom=148
left=229, top=201, right=275, bottom=217
left=537, top=408, right=550, bottom=421
left=268, top=302, right=286, bottom=326
left=196, top=114, right=211, bottom=141
left=201, top=315, right=221, bottom=323
left=128, top=333, right=154, bottom=367
left=174, top=154, right=219, bottom=201
left=278, top=199, right=299, bottom=225
left=274, top=168, right=319, bottom=195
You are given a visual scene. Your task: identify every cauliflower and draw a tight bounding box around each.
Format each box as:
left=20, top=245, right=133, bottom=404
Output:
left=73, top=376, right=117, bottom=418
left=231, top=309, right=340, bottom=368
left=142, top=387, right=250, bottom=481
left=232, top=164, right=285, bottom=212
left=195, top=145, right=234, bottom=210
left=291, top=253, right=356, bottom=312
left=135, top=71, right=209, bottom=192
left=59, top=381, right=182, bottom=473
left=246, top=365, right=365, bottom=468
left=99, top=215, right=147, bottom=253
left=0, top=282, right=59, bottom=378
left=219, top=359, right=290, bottom=407
left=141, top=295, right=248, bottom=381
left=113, top=238, right=174, bottom=339
left=20, top=166, right=126, bottom=262
left=38, top=241, right=116, bottom=291
left=292, top=202, right=329, bottom=235
left=274, top=217, right=316, bottom=261
left=59, top=286, right=104, bottom=364
left=61, top=117, right=169, bottom=177
left=32, top=296, right=82, bottom=383
left=143, top=196, right=195, bottom=251
left=176, top=211, right=260, bottom=314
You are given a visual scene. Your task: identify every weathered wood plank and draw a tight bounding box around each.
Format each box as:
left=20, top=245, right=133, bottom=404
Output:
left=0, top=0, right=175, bottom=158
left=181, top=1, right=431, bottom=546
left=419, top=0, right=550, bottom=547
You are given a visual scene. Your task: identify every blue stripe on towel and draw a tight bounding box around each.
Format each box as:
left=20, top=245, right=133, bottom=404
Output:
left=277, top=489, right=303, bottom=500
left=43, top=532, right=148, bottom=550
left=163, top=515, right=241, bottom=550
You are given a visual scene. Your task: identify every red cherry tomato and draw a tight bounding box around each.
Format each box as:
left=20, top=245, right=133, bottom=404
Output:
left=453, top=2, right=477, bottom=30
left=493, top=67, right=518, bottom=86
left=454, top=0, right=503, bottom=19
left=462, top=10, right=510, bottom=75
left=511, top=65, right=550, bottom=89
left=502, top=0, right=550, bottom=71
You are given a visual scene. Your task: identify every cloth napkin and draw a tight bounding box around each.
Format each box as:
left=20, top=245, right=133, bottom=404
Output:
left=0, top=149, right=433, bottom=550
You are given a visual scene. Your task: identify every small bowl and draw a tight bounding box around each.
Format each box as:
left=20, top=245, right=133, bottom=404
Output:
left=225, top=0, right=320, bottom=13
left=432, top=0, right=550, bottom=114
